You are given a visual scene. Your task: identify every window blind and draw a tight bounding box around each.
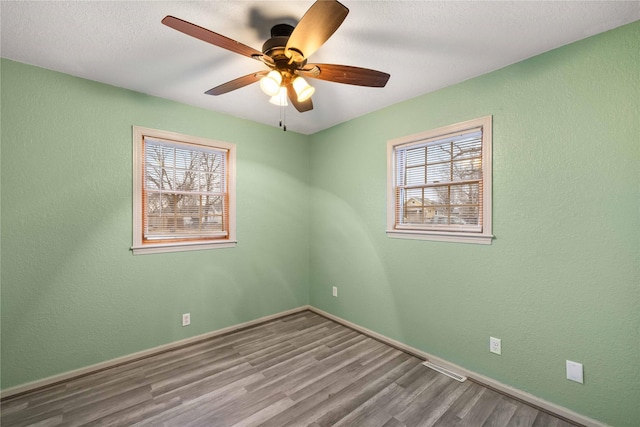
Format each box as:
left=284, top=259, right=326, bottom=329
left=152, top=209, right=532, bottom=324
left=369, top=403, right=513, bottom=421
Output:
left=143, top=137, right=228, bottom=241
left=394, top=128, right=483, bottom=232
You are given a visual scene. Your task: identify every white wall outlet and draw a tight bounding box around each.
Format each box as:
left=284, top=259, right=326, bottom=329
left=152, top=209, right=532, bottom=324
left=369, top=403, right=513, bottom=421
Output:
left=332, top=286, right=338, bottom=297
left=566, top=360, right=584, bottom=384
left=182, top=313, right=191, bottom=327
left=490, top=337, right=501, bottom=355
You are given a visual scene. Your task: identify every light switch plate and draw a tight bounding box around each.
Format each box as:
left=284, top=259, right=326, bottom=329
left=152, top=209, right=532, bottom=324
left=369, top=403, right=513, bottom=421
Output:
left=566, top=360, right=583, bottom=384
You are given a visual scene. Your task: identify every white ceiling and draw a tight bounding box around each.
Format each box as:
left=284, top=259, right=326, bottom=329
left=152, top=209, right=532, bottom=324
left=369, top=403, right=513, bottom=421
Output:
left=2, top=1, right=639, bottom=134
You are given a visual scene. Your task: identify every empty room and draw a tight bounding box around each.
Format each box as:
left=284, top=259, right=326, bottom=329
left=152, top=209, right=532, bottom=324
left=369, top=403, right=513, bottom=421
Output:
left=1, top=1, right=638, bottom=426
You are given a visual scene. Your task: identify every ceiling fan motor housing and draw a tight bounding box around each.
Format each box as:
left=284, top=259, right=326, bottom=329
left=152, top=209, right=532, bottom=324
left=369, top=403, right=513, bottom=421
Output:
left=262, top=24, right=306, bottom=70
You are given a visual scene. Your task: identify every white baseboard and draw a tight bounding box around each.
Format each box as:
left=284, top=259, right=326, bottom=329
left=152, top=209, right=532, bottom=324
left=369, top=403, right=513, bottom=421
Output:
left=1, top=305, right=311, bottom=400
left=308, top=306, right=608, bottom=427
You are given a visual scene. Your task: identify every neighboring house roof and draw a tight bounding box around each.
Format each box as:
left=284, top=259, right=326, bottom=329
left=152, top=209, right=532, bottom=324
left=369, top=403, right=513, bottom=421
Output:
left=405, top=198, right=434, bottom=207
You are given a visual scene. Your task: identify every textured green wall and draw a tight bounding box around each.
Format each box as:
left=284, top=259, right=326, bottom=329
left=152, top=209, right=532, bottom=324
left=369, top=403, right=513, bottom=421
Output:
left=0, top=59, right=310, bottom=389
left=308, top=22, right=639, bottom=426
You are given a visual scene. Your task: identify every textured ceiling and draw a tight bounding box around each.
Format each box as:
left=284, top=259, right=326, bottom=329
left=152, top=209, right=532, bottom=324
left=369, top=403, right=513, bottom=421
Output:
left=2, top=1, right=639, bottom=134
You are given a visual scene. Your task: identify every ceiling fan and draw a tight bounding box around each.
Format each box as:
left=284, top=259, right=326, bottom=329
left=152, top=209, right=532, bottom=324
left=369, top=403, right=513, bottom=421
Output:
left=162, top=0, right=390, bottom=113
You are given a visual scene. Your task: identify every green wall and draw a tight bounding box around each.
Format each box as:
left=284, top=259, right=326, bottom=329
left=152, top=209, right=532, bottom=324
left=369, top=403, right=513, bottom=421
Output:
left=308, top=22, right=639, bottom=426
left=2, top=21, right=639, bottom=427
left=0, top=59, right=310, bottom=389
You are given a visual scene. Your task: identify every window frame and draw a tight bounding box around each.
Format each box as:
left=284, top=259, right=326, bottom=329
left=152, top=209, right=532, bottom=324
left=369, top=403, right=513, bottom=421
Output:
left=131, top=126, right=236, bottom=255
left=386, top=116, right=493, bottom=245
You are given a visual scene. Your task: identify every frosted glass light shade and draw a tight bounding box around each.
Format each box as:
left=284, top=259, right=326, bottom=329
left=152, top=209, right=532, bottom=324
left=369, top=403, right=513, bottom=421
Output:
left=269, top=87, right=288, bottom=106
left=292, top=76, right=315, bottom=102
left=260, top=70, right=282, bottom=96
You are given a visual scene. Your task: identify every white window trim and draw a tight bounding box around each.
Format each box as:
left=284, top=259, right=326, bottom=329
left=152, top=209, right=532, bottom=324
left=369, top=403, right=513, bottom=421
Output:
left=131, top=126, right=236, bottom=255
left=386, top=116, right=493, bottom=245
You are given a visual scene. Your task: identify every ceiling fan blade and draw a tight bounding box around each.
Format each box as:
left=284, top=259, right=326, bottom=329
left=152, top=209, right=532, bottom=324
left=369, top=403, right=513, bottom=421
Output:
left=299, top=64, right=390, bottom=87
left=205, top=71, right=268, bottom=96
left=162, top=16, right=264, bottom=60
left=285, top=0, right=349, bottom=62
left=287, top=83, right=313, bottom=112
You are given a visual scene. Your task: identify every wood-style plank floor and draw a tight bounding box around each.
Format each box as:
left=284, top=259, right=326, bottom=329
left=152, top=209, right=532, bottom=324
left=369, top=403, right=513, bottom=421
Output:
left=1, top=311, right=578, bottom=427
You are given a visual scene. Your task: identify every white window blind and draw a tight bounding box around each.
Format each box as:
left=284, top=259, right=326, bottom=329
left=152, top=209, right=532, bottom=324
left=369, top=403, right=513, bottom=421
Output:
left=395, top=129, right=483, bottom=232
left=387, top=116, right=492, bottom=244
left=143, top=137, right=228, bottom=241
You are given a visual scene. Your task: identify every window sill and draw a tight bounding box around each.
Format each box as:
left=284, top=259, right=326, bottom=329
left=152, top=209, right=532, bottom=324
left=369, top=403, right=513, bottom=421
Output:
left=386, top=230, right=493, bottom=245
left=131, top=240, right=237, bottom=255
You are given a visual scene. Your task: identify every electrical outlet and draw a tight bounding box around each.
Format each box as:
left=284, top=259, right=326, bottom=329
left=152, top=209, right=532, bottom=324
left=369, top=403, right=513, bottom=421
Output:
left=332, top=286, right=338, bottom=297
left=182, top=313, right=191, bottom=327
left=490, top=337, right=501, bottom=355
left=566, top=360, right=584, bottom=384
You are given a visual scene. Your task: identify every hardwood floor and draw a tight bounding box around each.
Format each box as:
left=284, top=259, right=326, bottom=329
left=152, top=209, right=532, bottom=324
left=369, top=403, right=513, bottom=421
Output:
left=1, top=311, right=578, bottom=427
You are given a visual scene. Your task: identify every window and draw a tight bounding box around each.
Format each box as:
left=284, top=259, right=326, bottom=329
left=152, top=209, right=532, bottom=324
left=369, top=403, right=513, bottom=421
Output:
left=387, top=116, right=493, bottom=244
left=132, top=126, right=236, bottom=254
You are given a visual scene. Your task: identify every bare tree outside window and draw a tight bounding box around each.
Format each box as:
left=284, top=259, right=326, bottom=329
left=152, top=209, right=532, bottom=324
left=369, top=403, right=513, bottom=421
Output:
left=143, top=139, right=227, bottom=240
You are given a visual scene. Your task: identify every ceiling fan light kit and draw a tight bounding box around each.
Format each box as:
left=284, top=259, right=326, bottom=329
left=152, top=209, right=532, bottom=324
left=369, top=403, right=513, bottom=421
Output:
left=162, top=0, right=390, bottom=128
left=259, top=70, right=314, bottom=103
